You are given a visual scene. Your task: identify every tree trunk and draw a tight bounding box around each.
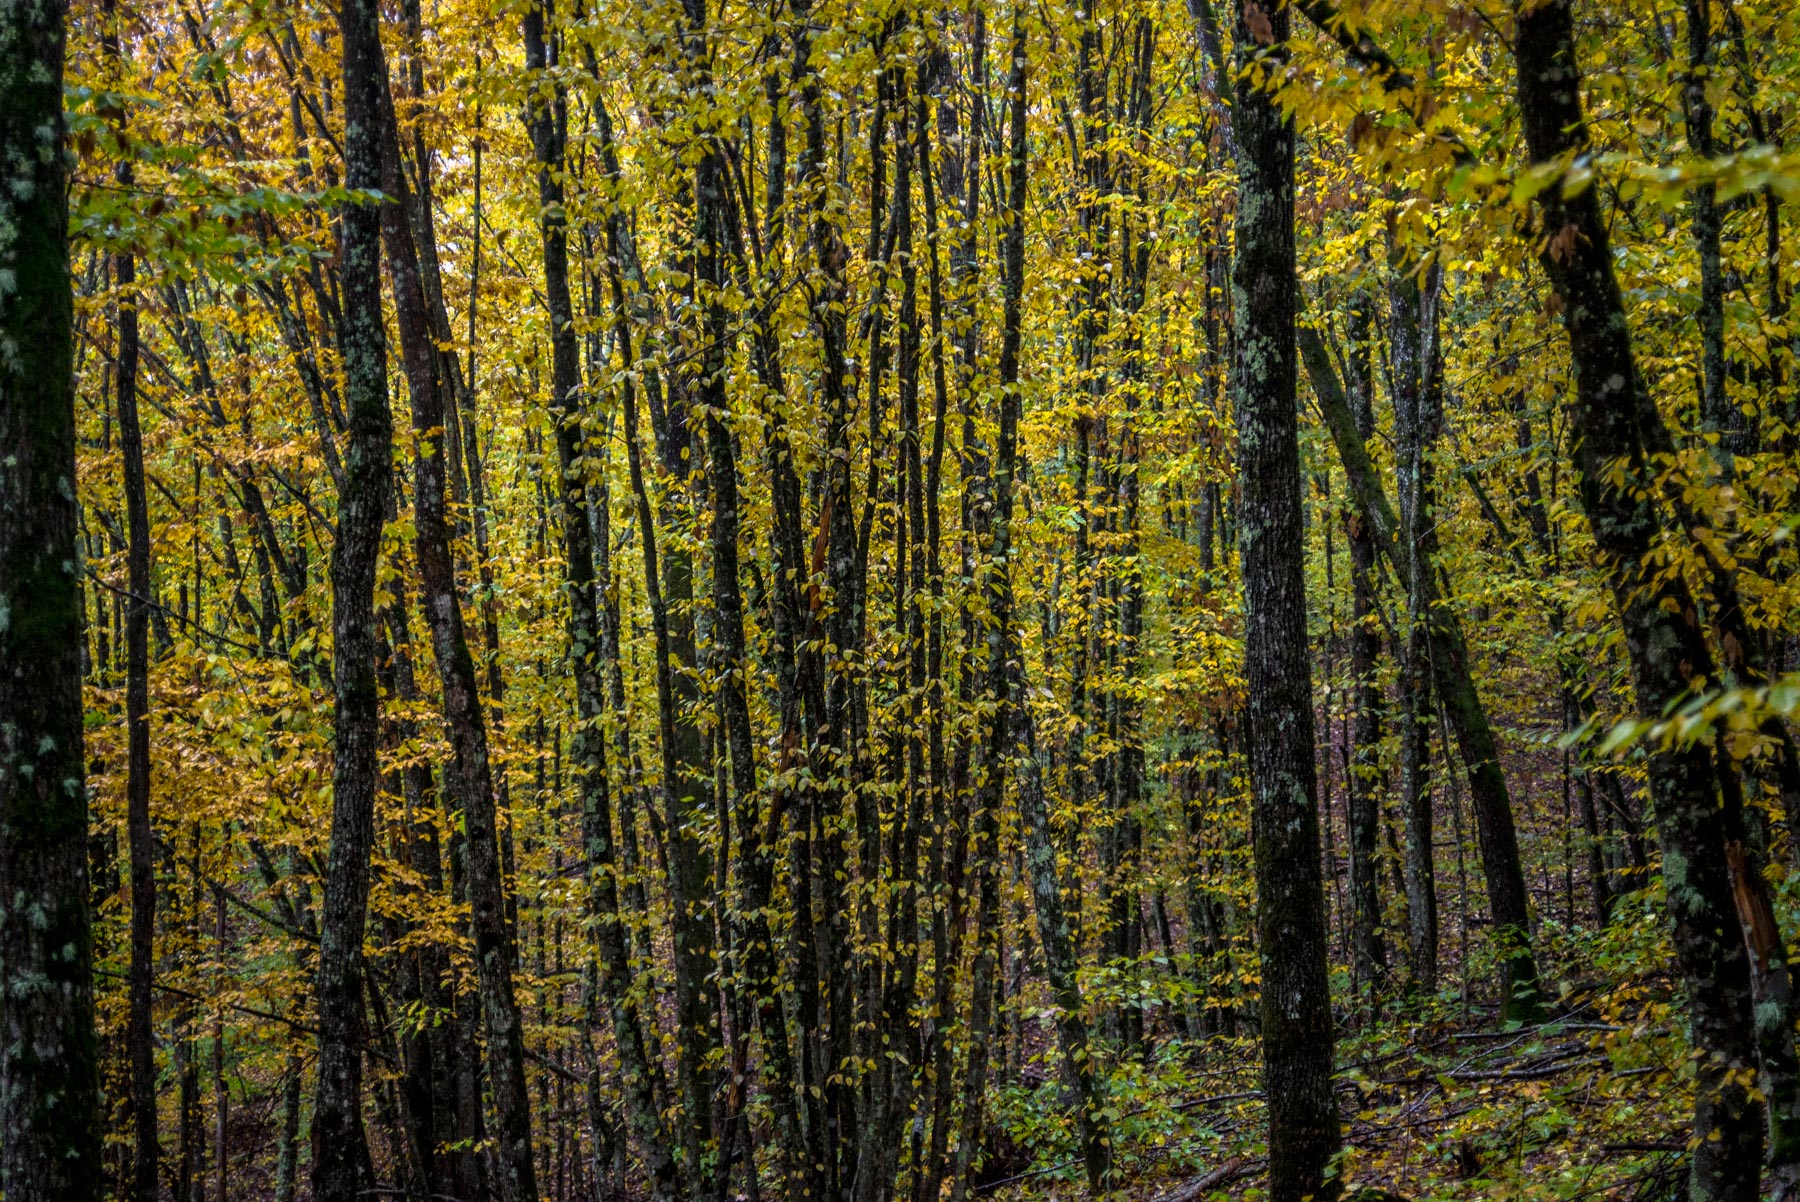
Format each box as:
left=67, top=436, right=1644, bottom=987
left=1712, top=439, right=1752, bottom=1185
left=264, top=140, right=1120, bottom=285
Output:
left=374, top=57, right=539, bottom=1202
left=0, top=0, right=103, bottom=1192
left=1515, top=5, right=1764, bottom=1197
left=1231, top=3, right=1339, bottom=1199
left=1684, top=0, right=1737, bottom=469
left=1343, top=301, right=1389, bottom=1004
left=984, top=14, right=1111, bottom=1193
left=1304, top=320, right=1546, bottom=1014
left=526, top=16, right=680, bottom=1199
left=309, top=0, right=392, bottom=1194
left=1387, top=267, right=1440, bottom=996
left=99, top=3, right=161, bottom=1185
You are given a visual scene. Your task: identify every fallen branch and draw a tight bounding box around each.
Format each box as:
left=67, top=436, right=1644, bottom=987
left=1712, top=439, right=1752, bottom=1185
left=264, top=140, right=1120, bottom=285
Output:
left=1451, top=1056, right=1609, bottom=1082
left=1148, top=1156, right=1256, bottom=1202
left=1172, top=1089, right=1263, bottom=1111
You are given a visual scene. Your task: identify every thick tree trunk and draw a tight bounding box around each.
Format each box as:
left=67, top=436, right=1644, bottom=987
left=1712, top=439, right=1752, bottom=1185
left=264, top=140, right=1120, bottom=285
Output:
left=0, top=0, right=103, bottom=1193
left=1515, top=5, right=1764, bottom=1198
left=1231, top=3, right=1339, bottom=1199
left=310, top=0, right=393, bottom=1195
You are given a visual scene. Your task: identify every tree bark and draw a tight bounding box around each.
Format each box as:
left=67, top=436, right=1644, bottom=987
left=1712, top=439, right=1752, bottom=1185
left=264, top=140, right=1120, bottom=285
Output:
left=1684, top=0, right=1737, bottom=469
left=1342, top=301, right=1389, bottom=1005
left=526, top=17, right=681, bottom=1199
left=1515, top=4, right=1764, bottom=1197
left=982, top=14, right=1111, bottom=1194
left=1231, top=3, right=1339, bottom=1198
left=99, top=2, right=161, bottom=1188
left=0, top=0, right=103, bottom=1193
left=374, top=55, right=540, bottom=1202
left=1304, top=320, right=1549, bottom=1014
left=310, top=0, right=393, bottom=1195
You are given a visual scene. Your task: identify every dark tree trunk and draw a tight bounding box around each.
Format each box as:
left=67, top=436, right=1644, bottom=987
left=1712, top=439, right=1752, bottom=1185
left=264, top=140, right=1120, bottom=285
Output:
left=373, top=56, right=539, bottom=1202
left=1684, top=0, right=1737, bottom=468
left=0, top=0, right=103, bottom=1194
left=1388, top=267, right=1439, bottom=996
left=1515, top=5, right=1764, bottom=1198
left=99, top=3, right=161, bottom=1188
left=1230, top=3, right=1338, bottom=1199
left=1391, top=260, right=1541, bottom=1020
left=1304, top=319, right=1544, bottom=1014
left=658, top=8, right=728, bottom=1193
left=1343, top=301, right=1388, bottom=1004
left=525, top=17, right=680, bottom=1199
left=984, top=16, right=1112, bottom=1195
left=121, top=241, right=161, bottom=1201
left=310, top=0, right=392, bottom=1195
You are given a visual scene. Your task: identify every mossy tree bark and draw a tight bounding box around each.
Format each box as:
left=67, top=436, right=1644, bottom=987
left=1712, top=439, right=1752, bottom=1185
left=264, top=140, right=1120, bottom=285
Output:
left=310, top=0, right=393, bottom=1195
left=1230, top=2, right=1339, bottom=1198
left=523, top=12, right=680, bottom=1198
left=0, top=0, right=103, bottom=1195
left=1515, top=2, right=1764, bottom=1197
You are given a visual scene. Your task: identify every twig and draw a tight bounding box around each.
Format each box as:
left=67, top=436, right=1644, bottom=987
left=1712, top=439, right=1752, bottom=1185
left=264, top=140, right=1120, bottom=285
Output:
left=94, top=966, right=314, bottom=1034
left=86, top=570, right=265, bottom=656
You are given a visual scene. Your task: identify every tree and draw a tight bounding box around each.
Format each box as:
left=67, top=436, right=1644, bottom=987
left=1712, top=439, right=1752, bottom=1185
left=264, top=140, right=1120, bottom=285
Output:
left=1230, top=1, right=1338, bottom=1197
left=310, top=0, right=394, bottom=1192
left=0, top=0, right=103, bottom=1195
left=1514, top=1, right=1764, bottom=1196
left=97, top=1, right=160, bottom=1193
left=39, top=0, right=1800, bottom=1198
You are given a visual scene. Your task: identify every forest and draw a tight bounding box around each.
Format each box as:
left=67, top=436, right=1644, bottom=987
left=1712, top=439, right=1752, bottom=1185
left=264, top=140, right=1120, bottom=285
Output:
left=2, top=0, right=1799, bottom=1198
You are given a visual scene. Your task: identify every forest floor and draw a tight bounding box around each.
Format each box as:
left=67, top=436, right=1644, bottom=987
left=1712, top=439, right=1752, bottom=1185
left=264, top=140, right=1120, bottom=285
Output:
left=980, top=896, right=1694, bottom=1201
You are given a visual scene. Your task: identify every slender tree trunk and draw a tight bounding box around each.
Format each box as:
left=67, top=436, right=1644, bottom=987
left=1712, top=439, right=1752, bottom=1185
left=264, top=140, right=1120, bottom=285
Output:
left=100, top=3, right=161, bottom=1185
left=980, top=14, right=1111, bottom=1194
left=211, top=891, right=228, bottom=1202
left=913, top=124, right=956, bottom=1202
left=787, top=1, right=857, bottom=1193
left=381, top=601, right=448, bottom=1202
left=374, top=58, right=539, bottom=1202
left=931, top=20, right=989, bottom=1198
left=1305, top=320, right=1543, bottom=1013
left=702, top=57, right=813, bottom=1199
left=687, top=4, right=766, bottom=1187
left=526, top=15, right=680, bottom=1198
left=0, top=0, right=103, bottom=1192
left=1684, top=0, right=1735, bottom=469
left=275, top=1042, right=304, bottom=1202
left=310, top=0, right=393, bottom=1194
left=1388, top=267, right=1440, bottom=996
left=1231, top=3, right=1339, bottom=1198
left=1343, top=301, right=1388, bottom=1005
